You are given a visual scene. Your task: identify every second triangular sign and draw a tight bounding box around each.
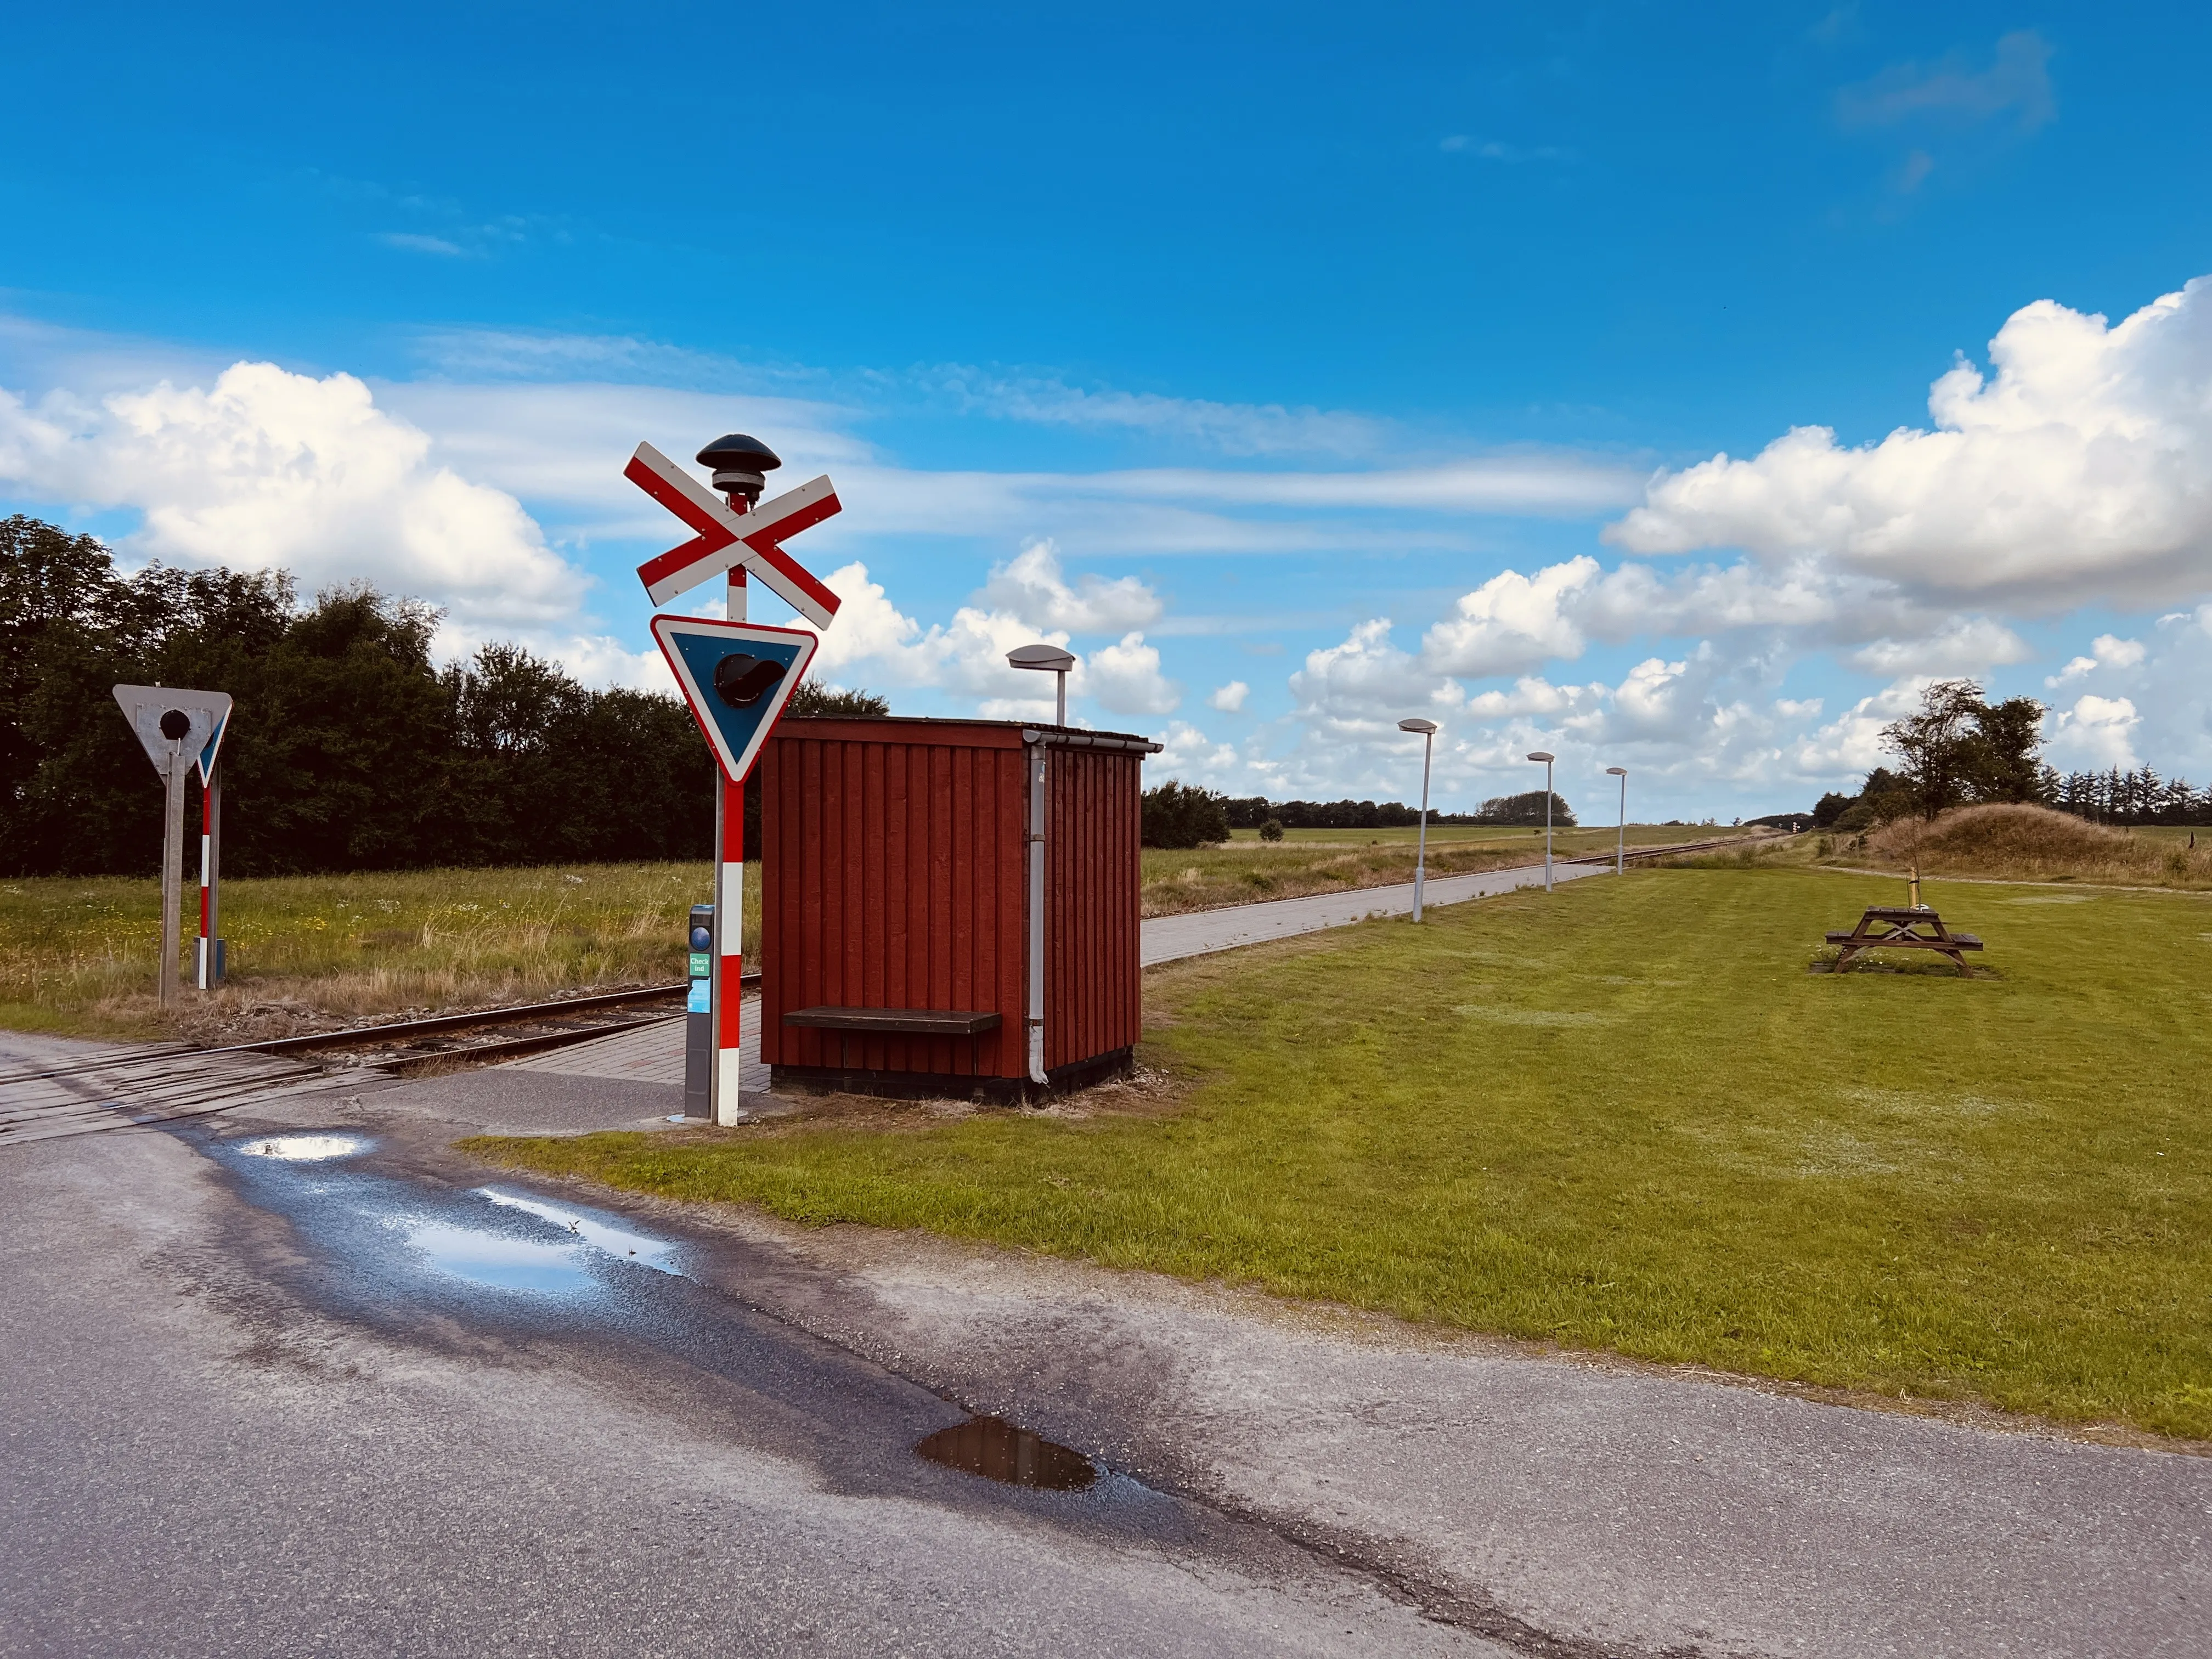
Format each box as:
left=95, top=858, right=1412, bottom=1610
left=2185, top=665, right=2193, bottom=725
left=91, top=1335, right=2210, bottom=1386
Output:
left=651, top=616, right=820, bottom=785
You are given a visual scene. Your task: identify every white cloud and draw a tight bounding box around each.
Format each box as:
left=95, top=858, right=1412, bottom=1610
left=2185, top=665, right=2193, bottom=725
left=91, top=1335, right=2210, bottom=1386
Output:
left=1440, top=136, right=1574, bottom=163
left=1788, top=679, right=1929, bottom=777
left=975, top=539, right=1163, bottom=634
left=2044, top=633, right=2146, bottom=686
left=1609, top=278, right=2212, bottom=608
left=1208, top=680, right=1249, bottom=713
left=1843, top=617, right=2032, bottom=675
left=1288, top=619, right=1437, bottom=725
left=2049, top=694, right=2141, bottom=771
left=0, top=362, right=585, bottom=630
left=1419, top=556, right=1598, bottom=676
left=377, top=232, right=471, bottom=258
left=927, top=368, right=1385, bottom=458
left=1086, top=632, right=1181, bottom=716
left=800, top=562, right=1177, bottom=723
left=1835, top=30, right=2056, bottom=134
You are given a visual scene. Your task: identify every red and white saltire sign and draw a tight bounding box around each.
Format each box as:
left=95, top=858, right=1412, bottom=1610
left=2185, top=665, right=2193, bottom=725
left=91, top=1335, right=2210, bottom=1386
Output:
left=627, top=442, right=843, bottom=625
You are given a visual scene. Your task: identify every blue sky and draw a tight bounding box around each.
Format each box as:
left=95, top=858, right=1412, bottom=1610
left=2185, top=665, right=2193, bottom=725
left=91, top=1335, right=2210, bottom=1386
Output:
left=5, top=2, right=2211, bottom=817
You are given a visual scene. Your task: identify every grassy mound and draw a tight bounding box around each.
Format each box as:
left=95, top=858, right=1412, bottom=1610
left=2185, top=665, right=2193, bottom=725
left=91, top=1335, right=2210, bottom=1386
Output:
left=1864, top=803, right=2211, bottom=885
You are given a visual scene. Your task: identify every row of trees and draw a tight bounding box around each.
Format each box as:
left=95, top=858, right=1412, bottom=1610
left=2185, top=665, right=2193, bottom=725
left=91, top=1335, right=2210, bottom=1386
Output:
left=0, top=517, right=881, bottom=877
left=1468, top=789, right=1578, bottom=827
left=2046, top=767, right=2212, bottom=826
left=1810, top=678, right=2212, bottom=830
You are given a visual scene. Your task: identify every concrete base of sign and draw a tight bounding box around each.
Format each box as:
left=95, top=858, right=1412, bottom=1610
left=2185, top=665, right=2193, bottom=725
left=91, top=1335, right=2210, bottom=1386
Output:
left=769, top=1046, right=1134, bottom=1108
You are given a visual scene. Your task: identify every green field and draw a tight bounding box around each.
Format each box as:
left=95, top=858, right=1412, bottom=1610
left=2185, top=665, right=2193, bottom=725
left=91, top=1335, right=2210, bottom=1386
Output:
left=0, top=862, right=752, bottom=1041
left=1142, top=823, right=1742, bottom=915
left=2, top=829, right=1736, bottom=1035
left=471, top=867, right=2212, bottom=1441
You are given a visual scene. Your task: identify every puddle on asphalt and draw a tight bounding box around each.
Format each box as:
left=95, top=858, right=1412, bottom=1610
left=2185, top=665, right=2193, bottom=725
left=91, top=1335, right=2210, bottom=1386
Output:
left=240, top=1134, right=366, bottom=1161
left=476, top=1188, right=681, bottom=1274
left=401, top=1220, right=596, bottom=1292
left=394, top=1188, right=682, bottom=1293
left=914, top=1417, right=1099, bottom=1491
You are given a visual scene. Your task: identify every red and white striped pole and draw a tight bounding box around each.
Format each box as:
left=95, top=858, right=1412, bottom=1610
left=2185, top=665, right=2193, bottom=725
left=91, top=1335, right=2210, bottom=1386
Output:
left=195, top=761, right=221, bottom=989
left=712, top=554, right=749, bottom=1125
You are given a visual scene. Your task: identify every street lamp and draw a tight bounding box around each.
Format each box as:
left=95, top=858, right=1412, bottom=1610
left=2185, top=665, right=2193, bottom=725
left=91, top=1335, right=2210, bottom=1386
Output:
left=1007, top=642, right=1075, bottom=726
left=1606, top=766, right=1627, bottom=874
left=1526, top=751, right=1556, bottom=891
left=1398, top=717, right=1438, bottom=921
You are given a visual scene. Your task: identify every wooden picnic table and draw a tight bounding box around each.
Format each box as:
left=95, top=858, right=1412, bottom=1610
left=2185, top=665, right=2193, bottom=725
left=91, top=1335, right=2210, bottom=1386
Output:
left=1825, top=906, right=1984, bottom=975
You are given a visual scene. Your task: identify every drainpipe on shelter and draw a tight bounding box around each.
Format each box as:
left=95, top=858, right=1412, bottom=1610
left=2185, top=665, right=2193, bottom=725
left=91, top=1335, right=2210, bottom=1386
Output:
left=1024, top=732, right=1049, bottom=1088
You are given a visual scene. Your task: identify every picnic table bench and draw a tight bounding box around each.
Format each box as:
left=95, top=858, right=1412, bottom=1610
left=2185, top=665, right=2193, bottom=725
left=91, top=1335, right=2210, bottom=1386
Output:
left=1824, top=907, right=1984, bottom=975
left=782, top=1006, right=1002, bottom=1071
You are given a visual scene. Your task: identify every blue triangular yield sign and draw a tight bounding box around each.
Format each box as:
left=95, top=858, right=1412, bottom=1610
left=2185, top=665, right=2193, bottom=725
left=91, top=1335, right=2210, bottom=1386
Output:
left=650, top=615, right=820, bottom=785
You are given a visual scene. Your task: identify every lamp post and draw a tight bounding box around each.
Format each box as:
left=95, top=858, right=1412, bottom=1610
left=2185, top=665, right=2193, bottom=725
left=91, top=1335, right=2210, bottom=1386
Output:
left=1606, top=766, right=1627, bottom=874
left=1007, top=642, right=1075, bottom=725
left=1398, top=718, right=1438, bottom=921
left=1527, top=751, right=1556, bottom=891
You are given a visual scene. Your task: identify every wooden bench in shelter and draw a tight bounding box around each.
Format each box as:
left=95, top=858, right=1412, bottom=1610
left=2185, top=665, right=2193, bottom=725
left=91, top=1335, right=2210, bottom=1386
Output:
left=782, top=1007, right=1003, bottom=1074
left=1824, top=907, right=1984, bottom=975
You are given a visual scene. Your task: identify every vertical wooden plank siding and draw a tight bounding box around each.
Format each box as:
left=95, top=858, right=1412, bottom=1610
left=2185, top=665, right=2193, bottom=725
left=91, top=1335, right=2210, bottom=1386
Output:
left=763, top=720, right=1055, bottom=1080
left=1044, top=747, right=1142, bottom=1070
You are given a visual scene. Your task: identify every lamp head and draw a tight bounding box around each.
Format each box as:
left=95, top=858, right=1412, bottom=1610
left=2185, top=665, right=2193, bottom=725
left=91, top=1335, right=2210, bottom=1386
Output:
left=1605, top=766, right=1627, bottom=776
left=696, top=432, right=782, bottom=505
left=1006, top=643, right=1076, bottom=674
left=1526, top=750, right=1555, bottom=764
left=1397, top=718, right=1438, bottom=735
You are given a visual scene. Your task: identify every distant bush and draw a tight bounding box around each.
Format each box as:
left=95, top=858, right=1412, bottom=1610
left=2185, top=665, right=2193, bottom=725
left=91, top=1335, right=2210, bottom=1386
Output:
left=1259, top=818, right=1284, bottom=842
left=1142, top=780, right=1231, bottom=849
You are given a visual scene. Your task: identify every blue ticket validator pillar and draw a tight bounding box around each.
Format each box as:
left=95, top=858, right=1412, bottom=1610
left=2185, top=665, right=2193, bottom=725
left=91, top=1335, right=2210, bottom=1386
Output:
left=684, top=904, right=714, bottom=1121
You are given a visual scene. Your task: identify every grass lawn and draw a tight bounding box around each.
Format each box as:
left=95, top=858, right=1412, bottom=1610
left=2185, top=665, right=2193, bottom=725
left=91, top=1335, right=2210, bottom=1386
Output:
left=470, top=866, right=2212, bottom=1441
left=0, top=861, right=748, bottom=1041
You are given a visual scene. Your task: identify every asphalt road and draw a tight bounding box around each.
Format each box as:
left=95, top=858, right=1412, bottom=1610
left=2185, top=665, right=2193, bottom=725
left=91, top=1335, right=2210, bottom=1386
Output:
left=1139, top=855, right=1606, bottom=965
left=3, top=1108, right=1504, bottom=1658
left=7, top=1070, right=2208, bottom=1658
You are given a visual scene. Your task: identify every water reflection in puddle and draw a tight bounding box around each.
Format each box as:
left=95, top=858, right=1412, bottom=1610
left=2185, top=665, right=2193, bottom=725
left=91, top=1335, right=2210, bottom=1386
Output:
left=393, top=1188, right=682, bottom=1293
left=477, top=1189, right=680, bottom=1274
left=402, top=1220, right=595, bottom=1292
left=915, top=1417, right=1099, bottom=1491
left=241, top=1133, right=365, bottom=1162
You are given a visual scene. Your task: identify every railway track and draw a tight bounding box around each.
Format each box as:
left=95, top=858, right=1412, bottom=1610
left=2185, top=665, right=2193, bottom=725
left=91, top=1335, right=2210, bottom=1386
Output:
left=0, top=979, right=748, bottom=1149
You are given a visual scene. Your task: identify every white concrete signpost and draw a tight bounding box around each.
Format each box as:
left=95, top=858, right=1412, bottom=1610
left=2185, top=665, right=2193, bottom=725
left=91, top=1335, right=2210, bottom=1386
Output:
left=112, top=685, right=233, bottom=1008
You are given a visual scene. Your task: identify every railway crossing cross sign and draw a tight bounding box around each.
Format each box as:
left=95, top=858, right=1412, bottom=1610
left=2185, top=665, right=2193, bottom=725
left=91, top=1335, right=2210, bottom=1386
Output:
left=627, top=442, right=844, bottom=623
left=650, top=616, right=820, bottom=788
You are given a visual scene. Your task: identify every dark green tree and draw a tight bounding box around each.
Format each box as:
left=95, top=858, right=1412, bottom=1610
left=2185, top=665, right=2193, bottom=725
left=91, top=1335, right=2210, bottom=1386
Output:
left=1141, top=780, right=1231, bottom=848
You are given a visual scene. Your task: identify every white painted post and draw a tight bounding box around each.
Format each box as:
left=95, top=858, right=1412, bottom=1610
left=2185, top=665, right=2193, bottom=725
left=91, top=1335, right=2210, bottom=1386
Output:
left=159, top=742, right=186, bottom=1008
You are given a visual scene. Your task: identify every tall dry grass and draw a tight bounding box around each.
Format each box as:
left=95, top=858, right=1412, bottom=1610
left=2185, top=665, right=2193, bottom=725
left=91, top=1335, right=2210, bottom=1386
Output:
left=0, top=861, right=747, bottom=1042
left=1856, top=803, right=2212, bottom=888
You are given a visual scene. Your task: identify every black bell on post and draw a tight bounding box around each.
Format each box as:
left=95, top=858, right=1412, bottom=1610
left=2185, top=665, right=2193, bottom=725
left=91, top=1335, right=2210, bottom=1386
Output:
left=697, top=433, right=782, bottom=507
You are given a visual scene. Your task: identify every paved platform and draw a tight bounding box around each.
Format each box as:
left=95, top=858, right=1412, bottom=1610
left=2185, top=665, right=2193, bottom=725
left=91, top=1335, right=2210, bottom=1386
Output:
left=504, top=997, right=769, bottom=1093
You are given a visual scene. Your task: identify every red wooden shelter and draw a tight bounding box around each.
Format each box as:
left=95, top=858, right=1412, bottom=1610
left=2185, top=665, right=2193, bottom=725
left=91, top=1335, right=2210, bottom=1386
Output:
left=758, top=716, right=1160, bottom=1102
